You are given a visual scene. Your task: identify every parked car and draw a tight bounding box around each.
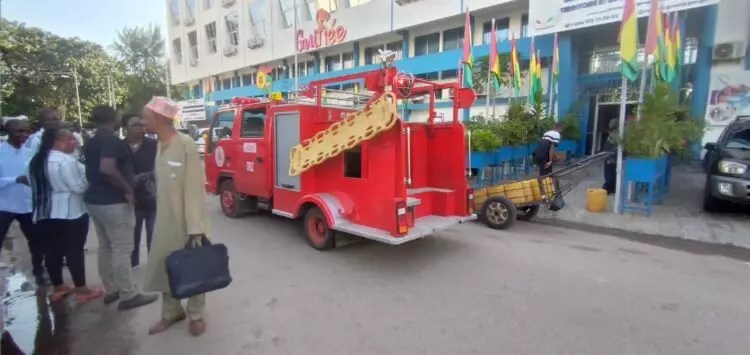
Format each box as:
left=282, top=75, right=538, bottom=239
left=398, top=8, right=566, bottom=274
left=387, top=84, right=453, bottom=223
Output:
left=703, top=116, right=750, bottom=211
left=195, top=128, right=209, bottom=155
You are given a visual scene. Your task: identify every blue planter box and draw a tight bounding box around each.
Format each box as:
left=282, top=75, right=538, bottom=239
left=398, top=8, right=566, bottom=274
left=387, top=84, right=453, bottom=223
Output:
left=624, top=157, right=666, bottom=182
left=621, top=156, right=668, bottom=216
left=558, top=139, right=577, bottom=156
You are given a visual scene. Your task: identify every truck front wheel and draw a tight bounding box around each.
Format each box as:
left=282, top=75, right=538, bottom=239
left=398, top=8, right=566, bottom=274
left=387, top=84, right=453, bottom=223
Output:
left=303, top=207, right=335, bottom=250
left=219, top=179, right=245, bottom=218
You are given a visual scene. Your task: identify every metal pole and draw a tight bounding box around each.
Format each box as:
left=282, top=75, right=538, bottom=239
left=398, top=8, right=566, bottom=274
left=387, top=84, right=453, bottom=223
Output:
left=106, top=75, right=113, bottom=107
left=73, top=68, right=83, bottom=129
left=293, top=0, right=299, bottom=93
left=165, top=61, right=172, bottom=99
left=637, top=58, right=647, bottom=119
left=613, top=76, right=628, bottom=214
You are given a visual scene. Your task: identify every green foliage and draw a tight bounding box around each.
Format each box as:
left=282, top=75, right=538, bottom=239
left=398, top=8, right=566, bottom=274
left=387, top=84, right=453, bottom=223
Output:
left=621, top=84, right=705, bottom=158
left=471, top=128, right=502, bottom=152
left=560, top=113, right=581, bottom=140
left=471, top=54, right=524, bottom=95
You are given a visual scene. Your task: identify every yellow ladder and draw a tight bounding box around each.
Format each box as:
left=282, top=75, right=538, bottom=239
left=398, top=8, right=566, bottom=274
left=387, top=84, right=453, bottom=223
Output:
left=289, top=92, right=398, bottom=176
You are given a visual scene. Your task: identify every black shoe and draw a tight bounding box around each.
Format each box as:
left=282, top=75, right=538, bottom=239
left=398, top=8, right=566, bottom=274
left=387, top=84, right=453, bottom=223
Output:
left=103, top=292, right=120, bottom=304
left=117, top=293, right=158, bottom=311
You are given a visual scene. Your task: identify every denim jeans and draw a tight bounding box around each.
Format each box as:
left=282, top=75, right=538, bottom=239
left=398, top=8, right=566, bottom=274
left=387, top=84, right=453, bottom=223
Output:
left=131, top=209, right=156, bottom=267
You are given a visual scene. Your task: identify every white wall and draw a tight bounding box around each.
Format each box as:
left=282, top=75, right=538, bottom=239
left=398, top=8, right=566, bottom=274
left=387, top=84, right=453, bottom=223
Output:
left=702, top=0, right=750, bottom=148
left=167, top=0, right=526, bottom=85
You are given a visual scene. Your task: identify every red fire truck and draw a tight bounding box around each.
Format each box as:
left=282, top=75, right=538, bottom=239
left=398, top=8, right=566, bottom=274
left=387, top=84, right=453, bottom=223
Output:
left=204, top=65, right=477, bottom=250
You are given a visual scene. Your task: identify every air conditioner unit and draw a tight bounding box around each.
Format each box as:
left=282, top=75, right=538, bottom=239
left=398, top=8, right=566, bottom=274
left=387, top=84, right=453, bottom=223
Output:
left=221, top=0, right=236, bottom=7
left=247, top=37, right=264, bottom=49
left=223, top=46, right=238, bottom=57
left=189, top=58, right=198, bottom=67
left=185, top=16, right=195, bottom=26
left=713, top=41, right=746, bottom=61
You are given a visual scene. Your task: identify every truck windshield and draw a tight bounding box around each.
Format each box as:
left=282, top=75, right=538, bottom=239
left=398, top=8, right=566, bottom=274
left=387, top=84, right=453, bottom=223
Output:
left=725, top=127, right=750, bottom=150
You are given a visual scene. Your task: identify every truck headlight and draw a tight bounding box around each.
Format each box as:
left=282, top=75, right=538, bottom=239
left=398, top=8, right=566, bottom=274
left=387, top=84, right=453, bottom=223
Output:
left=718, top=160, right=747, bottom=175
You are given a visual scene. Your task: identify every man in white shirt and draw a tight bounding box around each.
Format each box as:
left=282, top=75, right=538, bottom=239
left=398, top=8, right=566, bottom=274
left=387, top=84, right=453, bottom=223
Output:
left=0, top=119, right=47, bottom=284
left=25, top=108, right=60, bottom=153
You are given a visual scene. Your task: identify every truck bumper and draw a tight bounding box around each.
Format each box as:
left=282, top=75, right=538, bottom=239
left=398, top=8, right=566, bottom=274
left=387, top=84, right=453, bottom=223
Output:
left=333, top=215, right=477, bottom=245
left=708, top=175, right=750, bottom=204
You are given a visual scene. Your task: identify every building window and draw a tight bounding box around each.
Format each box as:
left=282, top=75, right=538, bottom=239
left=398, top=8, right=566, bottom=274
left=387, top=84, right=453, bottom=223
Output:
left=204, top=0, right=212, bottom=9
left=521, top=14, right=529, bottom=38
left=342, top=52, right=354, bottom=69
left=415, top=72, right=438, bottom=80
left=205, top=22, right=217, bottom=54
left=364, top=41, right=403, bottom=64
left=414, top=33, right=439, bottom=56
left=442, top=27, right=464, bottom=51
left=482, top=18, right=509, bottom=44
left=344, top=0, right=370, bottom=8
left=188, top=31, right=199, bottom=62
left=441, top=69, right=458, bottom=79
left=325, top=54, right=342, bottom=72
left=241, top=74, right=253, bottom=86
left=318, top=0, right=338, bottom=12
left=250, top=0, right=268, bottom=36
left=185, top=0, right=197, bottom=21
left=170, top=0, right=180, bottom=26
left=172, top=39, right=183, bottom=64
left=279, top=0, right=303, bottom=28
left=225, top=13, right=240, bottom=46
left=295, top=60, right=316, bottom=77
left=222, top=78, right=232, bottom=89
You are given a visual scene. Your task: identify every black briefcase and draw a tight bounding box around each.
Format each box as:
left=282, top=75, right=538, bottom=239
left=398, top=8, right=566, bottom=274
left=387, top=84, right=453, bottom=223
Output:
left=165, top=235, right=232, bottom=299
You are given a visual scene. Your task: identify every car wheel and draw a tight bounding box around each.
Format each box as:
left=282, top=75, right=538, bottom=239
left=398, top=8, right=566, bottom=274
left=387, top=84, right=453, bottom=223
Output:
left=481, top=196, right=517, bottom=230
left=702, top=184, right=724, bottom=213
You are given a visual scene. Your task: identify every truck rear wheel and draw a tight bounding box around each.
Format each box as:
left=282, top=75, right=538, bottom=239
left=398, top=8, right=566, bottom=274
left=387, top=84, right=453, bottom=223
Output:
left=481, top=196, right=517, bottom=230
left=219, top=180, right=245, bottom=218
left=303, top=207, right=335, bottom=250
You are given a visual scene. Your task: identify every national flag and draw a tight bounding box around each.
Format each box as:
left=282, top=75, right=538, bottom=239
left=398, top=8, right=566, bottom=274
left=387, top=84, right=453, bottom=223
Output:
left=645, top=0, right=666, bottom=82
left=663, top=13, right=676, bottom=82
left=489, top=18, right=502, bottom=92
left=618, top=0, right=639, bottom=82
left=510, top=32, right=522, bottom=97
left=529, top=38, right=538, bottom=104
left=552, top=33, right=559, bottom=85
left=673, top=12, right=682, bottom=77
left=461, top=8, right=474, bottom=88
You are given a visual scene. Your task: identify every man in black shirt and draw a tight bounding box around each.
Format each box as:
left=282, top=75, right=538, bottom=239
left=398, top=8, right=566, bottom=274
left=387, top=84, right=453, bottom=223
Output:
left=533, top=123, right=564, bottom=176
left=84, top=106, right=157, bottom=310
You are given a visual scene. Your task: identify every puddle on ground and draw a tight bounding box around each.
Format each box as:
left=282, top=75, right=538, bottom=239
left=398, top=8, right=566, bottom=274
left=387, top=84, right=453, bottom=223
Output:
left=2, top=235, right=71, bottom=355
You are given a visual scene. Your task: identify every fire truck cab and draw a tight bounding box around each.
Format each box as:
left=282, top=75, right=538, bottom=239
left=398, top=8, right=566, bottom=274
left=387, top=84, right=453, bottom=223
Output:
left=204, top=65, right=477, bottom=250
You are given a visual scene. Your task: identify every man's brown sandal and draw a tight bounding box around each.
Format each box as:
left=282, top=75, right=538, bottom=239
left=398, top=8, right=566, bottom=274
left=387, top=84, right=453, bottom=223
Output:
left=148, top=315, right=187, bottom=335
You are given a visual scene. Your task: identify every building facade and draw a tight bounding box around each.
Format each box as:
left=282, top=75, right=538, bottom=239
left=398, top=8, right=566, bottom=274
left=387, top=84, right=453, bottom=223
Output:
left=166, top=0, right=749, bottom=154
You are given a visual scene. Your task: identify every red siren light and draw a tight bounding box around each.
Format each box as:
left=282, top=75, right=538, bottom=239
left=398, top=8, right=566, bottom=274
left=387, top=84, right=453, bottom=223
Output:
left=231, top=97, right=262, bottom=106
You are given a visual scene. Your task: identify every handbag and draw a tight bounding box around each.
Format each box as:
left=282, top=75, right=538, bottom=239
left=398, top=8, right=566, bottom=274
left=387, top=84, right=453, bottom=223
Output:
left=165, top=235, right=232, bottom=299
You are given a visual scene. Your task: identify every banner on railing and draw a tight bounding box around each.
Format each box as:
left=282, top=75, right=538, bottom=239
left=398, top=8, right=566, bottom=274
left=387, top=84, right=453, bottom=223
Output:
left=705, top=69, right=750, bottom=126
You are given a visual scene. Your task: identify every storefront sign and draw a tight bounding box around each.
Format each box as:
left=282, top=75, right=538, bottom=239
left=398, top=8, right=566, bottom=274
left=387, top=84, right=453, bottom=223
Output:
left=296, top=9, right=347, bottom=52
left=705, top=70, right=750, bottom=126
left=528, top=0, right=719, bottom=37
left=178, top=98, right=207, bottom=122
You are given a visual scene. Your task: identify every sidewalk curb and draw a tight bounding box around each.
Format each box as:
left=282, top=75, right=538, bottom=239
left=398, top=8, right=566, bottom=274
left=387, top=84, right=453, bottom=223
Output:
left=534, top=219, right=750, bottom=262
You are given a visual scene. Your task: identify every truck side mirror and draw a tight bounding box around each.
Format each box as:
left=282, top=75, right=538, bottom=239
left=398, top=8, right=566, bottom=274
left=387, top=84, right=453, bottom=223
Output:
left=703, top=142, right=716, bottom=151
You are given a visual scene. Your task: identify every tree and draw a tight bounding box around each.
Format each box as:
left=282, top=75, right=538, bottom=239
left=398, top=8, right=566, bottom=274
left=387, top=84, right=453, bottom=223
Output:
left=112, top=25, right=178, bottom=112
left=471, top=53, right=518, bottom=96
left=0, top=19, right=126, bottom=122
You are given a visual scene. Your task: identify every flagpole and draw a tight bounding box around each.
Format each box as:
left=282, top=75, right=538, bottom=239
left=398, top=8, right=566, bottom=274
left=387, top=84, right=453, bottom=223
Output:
left=293, top=0, right=299, bottom=93
left=485, top=18, right=495, bottom=119
left=614, top=76, right=628, bottom=214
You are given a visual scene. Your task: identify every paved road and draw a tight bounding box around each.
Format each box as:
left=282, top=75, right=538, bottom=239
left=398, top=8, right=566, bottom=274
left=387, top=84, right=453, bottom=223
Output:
left=4, top=196, right=750, bottom=355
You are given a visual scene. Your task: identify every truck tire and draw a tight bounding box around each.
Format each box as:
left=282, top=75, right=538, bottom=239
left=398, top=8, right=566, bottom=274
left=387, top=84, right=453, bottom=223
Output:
left=303, top=207, right=335, bottom=250
left=517, top=205, right=540, bottom=221
left=481, top=196, right=517, bottom=230
left=219, top=179, right=246, bottom=218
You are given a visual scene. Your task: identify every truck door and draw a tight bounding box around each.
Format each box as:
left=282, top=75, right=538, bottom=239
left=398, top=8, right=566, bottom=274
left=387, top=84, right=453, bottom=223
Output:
left=234, top=108, right=270, bottom=198
left=205, top=109, right=236, bottom=193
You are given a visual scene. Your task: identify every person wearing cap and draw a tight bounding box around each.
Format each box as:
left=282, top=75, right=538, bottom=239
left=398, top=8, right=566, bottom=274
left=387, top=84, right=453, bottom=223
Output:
left=83, top=106, right=158, bottom=311
left=141, top=97, right=209, bottom=337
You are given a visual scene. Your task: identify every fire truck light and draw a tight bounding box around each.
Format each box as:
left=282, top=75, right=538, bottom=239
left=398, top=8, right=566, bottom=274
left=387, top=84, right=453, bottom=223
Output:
left=231, top=97, right=262, bottom=106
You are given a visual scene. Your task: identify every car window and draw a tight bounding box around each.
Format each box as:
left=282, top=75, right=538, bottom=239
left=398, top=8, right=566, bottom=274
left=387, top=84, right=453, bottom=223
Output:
left=725, top=127, right=750, bottom=149
left=209, top=110, right=235, bottom=153
left=241, top=109, right=266, bottom=138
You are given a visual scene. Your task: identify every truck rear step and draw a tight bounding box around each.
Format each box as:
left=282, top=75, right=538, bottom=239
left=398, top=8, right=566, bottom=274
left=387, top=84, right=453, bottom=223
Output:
left=333, top=215, right=476, bottom=245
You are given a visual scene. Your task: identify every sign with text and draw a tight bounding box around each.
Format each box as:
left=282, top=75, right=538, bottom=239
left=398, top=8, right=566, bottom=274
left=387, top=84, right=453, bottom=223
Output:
left=296, top=9, right=347, bottom=53
left=178, top=98, right=207, bottom=122
left=528, top=0, right=719, bottom=37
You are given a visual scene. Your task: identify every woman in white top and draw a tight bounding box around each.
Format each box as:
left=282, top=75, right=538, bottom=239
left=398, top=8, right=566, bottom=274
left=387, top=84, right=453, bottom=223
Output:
left=28, top=128, right=103, bottom=303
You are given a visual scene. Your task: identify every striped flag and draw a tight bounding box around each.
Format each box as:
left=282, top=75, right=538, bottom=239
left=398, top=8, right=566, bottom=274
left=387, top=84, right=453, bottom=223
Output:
left=461, top=8, right=474, bottom=88
left=510, top=32, right=522, bottom=97
left=619, top=0, right=639, bottom=82
left=673, top=12, right=682, bottom=78
left=489, top=18, right=502, bottom=92
left=552, top=33, right=559, bottom=85
left=663, top=13, right=676, bottom=83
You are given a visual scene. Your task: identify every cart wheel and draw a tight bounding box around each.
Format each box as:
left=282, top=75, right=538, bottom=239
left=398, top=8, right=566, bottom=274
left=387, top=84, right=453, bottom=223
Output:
left=517, top=205, right=540, bottom=221
left=481, top=196, right=517, bottom=230
left=219, top=179, right=246, bottom=218
left=303, top=207, right=335, bottom=250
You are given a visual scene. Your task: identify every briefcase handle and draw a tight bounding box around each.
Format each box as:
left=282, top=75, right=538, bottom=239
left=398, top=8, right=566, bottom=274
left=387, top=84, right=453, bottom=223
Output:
left=185, top=234, right=211, bottom=249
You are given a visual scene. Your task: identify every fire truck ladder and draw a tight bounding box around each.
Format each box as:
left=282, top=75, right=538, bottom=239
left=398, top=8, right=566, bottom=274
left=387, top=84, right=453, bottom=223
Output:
left=289, top=92, right=398, bottom=176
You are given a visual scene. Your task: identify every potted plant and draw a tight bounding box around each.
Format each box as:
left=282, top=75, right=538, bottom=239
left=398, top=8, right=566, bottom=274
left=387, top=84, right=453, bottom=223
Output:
left=467, top=115, right=502, bottom=169
left=559, top=112, right=581, bottom=157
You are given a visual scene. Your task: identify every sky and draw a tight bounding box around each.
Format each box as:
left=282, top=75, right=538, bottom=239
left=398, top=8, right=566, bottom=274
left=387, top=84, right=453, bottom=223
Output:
left=2, top=0, right=168, bottom=48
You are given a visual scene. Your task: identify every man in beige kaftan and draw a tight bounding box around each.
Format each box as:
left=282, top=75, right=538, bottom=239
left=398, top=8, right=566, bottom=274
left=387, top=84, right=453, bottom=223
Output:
left=141, top=97, right=209, bottom=337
